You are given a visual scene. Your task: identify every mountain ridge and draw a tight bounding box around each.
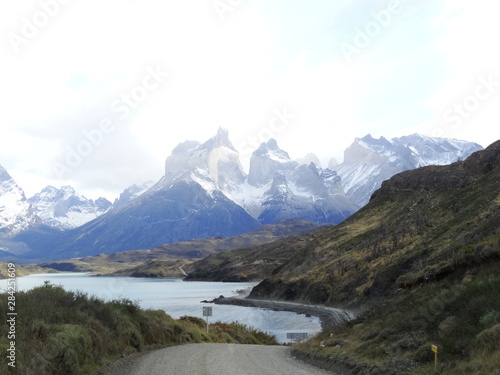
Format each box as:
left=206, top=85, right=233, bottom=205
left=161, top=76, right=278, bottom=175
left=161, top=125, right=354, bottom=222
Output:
left=1, top=132, right=484, bottom=261
left=28, top=185, right=112, bottom=230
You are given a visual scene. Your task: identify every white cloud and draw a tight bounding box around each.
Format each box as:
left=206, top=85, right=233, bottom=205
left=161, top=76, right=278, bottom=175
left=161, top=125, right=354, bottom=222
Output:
left=1, top=0, right=499, bottom=200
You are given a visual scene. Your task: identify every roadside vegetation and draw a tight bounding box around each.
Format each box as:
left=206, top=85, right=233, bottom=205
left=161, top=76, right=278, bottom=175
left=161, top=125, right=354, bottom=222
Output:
left=295, top=260, right=500, bottom=374
left=0, top=282, right=277, bottom=375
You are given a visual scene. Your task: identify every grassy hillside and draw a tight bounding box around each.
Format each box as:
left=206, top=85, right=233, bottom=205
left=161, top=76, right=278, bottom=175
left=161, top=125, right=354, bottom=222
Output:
left=25, top=219, right=325, bottom=276
left=184, top=226, right=332, bottom=281
left=0, top=283, right=277, bottom=375
left=249, top=140, right=500, bottom=373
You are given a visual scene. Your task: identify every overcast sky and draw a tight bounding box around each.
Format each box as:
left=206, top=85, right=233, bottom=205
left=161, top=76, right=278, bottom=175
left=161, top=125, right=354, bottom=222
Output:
left=1, top=0, right=499, bottom=201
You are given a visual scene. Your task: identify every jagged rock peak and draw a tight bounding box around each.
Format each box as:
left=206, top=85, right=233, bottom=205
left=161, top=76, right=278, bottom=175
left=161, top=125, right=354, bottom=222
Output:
left=28, top=185, right=112, bottom=230
left=296, top=153, right=322, bottom=168
left=328, top=158, right=339, bottom=169
left=201, top=127, right=236, bottom=151
left=336, top=134, right=484, bottom=207
left=343, top=134, right=392, bottom=164
left=164, top=128, right=245, bottom=192
left=248, top=139, right=296, bottom=187
left=113, top=181, right=155, bottom=209
left=0, top=165, right=12, bottom=182
left=372, top=139, right=499, bottom=200
left=172, top=140, right=200, bottom=156
left=0, top=164, right=40, bottom=236
left=254, top=138, right=291, bottom=160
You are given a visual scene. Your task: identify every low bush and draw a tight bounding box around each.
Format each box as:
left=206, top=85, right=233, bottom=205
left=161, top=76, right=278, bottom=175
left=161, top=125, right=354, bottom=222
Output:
left=0, top=283, right=278, bottom=375
left=475, top=324, right=500, bottom=353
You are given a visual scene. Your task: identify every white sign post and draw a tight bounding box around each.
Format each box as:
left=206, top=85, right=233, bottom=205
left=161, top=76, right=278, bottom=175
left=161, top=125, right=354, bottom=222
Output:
left=287, top=332, right=308, bottom=342
left=203, top=306, right=213, bottom=333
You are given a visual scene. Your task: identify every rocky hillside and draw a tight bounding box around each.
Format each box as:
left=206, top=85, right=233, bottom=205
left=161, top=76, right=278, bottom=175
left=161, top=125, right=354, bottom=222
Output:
left=250, top=140, right=500, bottom=305
left=248, top=140, right=500, bottom=373
left=184, top=225, right=330, bottom=282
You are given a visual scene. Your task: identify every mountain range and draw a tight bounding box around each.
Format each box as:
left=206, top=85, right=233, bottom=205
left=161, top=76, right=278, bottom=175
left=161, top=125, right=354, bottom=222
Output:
left=28, top=186, right=112, bottom=230
left=0, top=130, right=483, bottom=261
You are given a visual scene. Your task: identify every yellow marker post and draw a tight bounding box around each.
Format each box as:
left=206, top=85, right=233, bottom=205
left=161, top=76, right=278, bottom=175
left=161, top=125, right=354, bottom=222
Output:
left=431, top=345, right=438, bottom=366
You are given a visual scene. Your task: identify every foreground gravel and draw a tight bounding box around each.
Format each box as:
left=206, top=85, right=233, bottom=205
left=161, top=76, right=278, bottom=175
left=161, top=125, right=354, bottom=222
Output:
left=99, top=343, right=338, bottom=375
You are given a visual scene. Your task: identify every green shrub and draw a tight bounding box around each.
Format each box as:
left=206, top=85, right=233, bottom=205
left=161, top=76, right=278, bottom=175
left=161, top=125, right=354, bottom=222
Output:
left=179, top=315, right=207, bottom=328
left=45, top=325, right=93, bottom=375
left=359, top=328, right=379, bottom=341
left=324, top=337, right=349, bottom=347
left=0, top=283, right=278, bottom=374
left=479, top=310, right=500, bottom=328
left=475, top=324, right=500, bottom=353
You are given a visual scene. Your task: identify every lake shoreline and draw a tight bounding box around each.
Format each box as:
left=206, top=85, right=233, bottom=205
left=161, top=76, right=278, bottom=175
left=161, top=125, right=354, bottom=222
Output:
left=212, top=296, right=353, bottom=329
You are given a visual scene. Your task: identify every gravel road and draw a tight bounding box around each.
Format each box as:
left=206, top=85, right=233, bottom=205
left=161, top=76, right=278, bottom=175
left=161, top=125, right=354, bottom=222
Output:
left=100, top=343, right=337, bottom=375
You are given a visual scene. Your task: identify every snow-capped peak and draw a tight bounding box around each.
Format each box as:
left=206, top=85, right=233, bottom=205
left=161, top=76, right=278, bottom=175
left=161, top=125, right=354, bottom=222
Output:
left=248, top=139, right=297, bottom=186
left=296, top=153, right=322, bottom=168
left=336, top=134, right=483, bottom=207
left=0, top=165, right=40, bottom=236
left=28, top=185, right=112, bottom=230
left=113, top=181, right=155, bottom=209
left=200, top=127, right=236, bottom=152
left=164, top=128, right=245, bottom=193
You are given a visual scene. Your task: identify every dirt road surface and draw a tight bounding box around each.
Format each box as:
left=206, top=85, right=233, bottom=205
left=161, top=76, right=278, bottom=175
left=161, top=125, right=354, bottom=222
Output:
left=101, top=343, right=337, bottom=375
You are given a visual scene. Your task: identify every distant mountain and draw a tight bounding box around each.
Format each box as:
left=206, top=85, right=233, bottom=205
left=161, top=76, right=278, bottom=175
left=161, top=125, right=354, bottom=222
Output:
left=228, top=139, right=357, bottom=224
left=335, top=134, right=483, bottom=207
left=295, top=153, right=322, bottom=167
left=42, top=219, right=327, bottom=276
left=4, top=131, right=485, bottom=262
left=28, top=186, right=112, bottom=230
left=0, top=165, right=40, bottom=237
left=17, top=129, right=261, bottom=260
left=112, top=181, right=155, bottom=209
